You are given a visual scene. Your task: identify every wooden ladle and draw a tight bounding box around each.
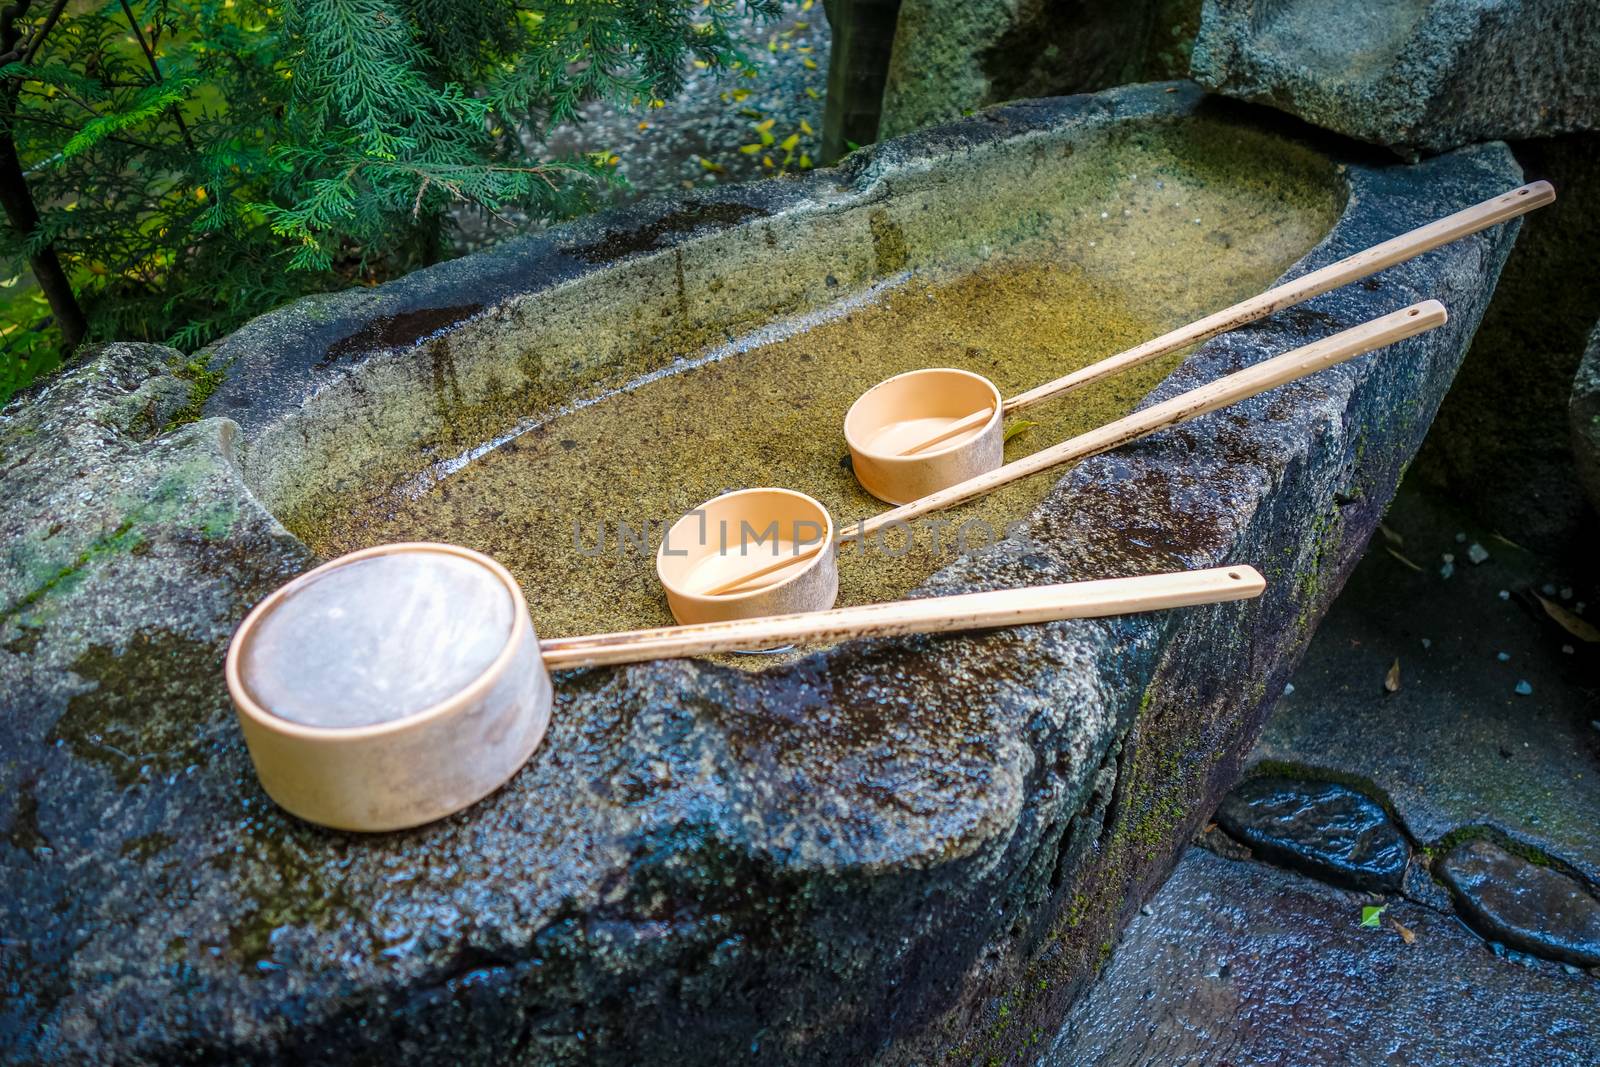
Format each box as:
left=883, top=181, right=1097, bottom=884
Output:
left=845, top=181, right=1553, bottom=505
left=662, top=299, right=1445, bottom=618
left=227, top=540, right=1264, bottom=830
left=543, top=563, right=1265, bottom=667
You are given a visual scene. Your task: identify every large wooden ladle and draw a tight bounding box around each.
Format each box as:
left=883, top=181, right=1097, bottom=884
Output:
left=227, top=541, right=1265, bottom=831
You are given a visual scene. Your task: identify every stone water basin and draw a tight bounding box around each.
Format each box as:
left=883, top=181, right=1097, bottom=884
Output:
left=276, top=112, right=1339, bottom=639
left=0, top=84, right=1523, bottom=1064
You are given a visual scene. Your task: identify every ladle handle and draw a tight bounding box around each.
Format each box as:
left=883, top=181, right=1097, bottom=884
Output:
left=901, top=405, right=996, bottom=456
left=540, top=565, right=1266, bottom=669
left=848, top=300, right=1446, bottom=540
left=702, top=542, right=830, bottom=597
left=1003, top=181, right=1551, bottom=413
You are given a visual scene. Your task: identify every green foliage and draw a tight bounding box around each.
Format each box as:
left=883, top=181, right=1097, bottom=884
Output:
left=0, top=277, right=55, bottom=397
left=1, top=0, right=781, bottom=400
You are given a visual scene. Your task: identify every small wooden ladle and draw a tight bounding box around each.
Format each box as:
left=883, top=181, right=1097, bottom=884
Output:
left=845, top=181, right=1553, bottom=505
left=661, top=300, right=1446, bottom=619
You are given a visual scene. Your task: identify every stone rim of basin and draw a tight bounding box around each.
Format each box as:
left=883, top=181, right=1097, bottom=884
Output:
left=0, top=83, right=1530, bottom=1063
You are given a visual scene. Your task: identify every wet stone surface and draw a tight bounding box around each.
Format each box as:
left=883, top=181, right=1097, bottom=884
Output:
left=1049, top=848, right=1600, bottom=1067
left=1123, top=475, right=1600, bottom=1064
left=1439, top=839, right=1600, bottom=968
left=1, top=86, right=1524, bottom=1064
left=1255, top=485, right=1600, bottom=885
left=1215, top=776, right=1409, bottom=892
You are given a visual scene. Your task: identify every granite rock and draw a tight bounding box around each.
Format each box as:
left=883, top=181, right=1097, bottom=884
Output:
left=876, top=0, right=1199, bottom=141
left=0, top=85, right=1524, bottom=1064
left=1192, top=0, right=1600, bottom=155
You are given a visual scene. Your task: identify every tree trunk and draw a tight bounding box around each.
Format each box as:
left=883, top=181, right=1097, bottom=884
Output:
left=819, top=0, right=903, bottom=164
left=0, top=126, right=85, bottom=354
left=2, top=0, right=87, bottom=356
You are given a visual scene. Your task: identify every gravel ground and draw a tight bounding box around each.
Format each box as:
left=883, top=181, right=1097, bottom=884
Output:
left=455, top=4, right=830, bottom=252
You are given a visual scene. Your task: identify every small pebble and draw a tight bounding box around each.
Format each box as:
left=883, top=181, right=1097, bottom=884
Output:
left=1283, top=682, right=1295, bottom=696
left=1497, top=652, right=1510, bottom=662
left=1466, top=543, right=1489, bottom=564
left=1420, top=638, right=1432, bottom=649
left=1455, top=532, right=1467, bottom=543
left=1442, top=553, right=1455, bottom=563
left=1542, top=583, right=1557, bottom=596
left=1514, top=680, right=1533, bottom=696
left=1100, top=211, right=1109, bottom=219
left=1563, top=645, right=1575, bottom=655
left=1560, top=586, right=1573, bottom=600
left=1440, top=561, right=1455, bottom=579
left=1498, top=590, right=1510, bottom=600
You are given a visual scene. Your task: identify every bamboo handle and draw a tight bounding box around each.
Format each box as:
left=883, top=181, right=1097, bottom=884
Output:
left=1003, top=181, right=1552, bottom=414
left=899, top=405, right=996, bottom=456
left=541, top=565, right=1266, bottom=669
left=701, top=543, right=829, bottom=596
left=845, top=300, right=1446, bottom=540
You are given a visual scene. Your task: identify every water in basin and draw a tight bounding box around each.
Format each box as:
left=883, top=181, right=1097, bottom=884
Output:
left=293, top=120, right=1344, bottom=641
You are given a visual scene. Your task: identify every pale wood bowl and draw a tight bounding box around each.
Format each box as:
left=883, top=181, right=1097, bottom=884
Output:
left=655, top=487, right=837, bottom=623
left=225, top=543, right=552, bottom=832
left=844, top=367, right=1004, bottom=504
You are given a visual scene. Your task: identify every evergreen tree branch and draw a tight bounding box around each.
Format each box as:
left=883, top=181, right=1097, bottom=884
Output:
left=20, top=0, right=68, bottom=66
left=117, top=0, right=195, bottom=152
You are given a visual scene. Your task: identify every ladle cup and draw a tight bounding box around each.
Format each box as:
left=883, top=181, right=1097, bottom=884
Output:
left=845, top=181, right=1553, bottom=504
left=226, top=541, right=1265, bottom=831
left=656, top=487, right=837, bottom=625
left=662, top=300, right=1447, bottom=621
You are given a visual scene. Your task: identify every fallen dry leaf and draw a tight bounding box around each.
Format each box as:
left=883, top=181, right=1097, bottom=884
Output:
left=1391, top=917, right=1416, bottom=944
left=1491, top=531, right=1528, bottom=552
left=1384, top=658, right=1401, bottom=693
left=1385, top=546, right=1424, bottom=573
left=1534, top=593, right=1600, bottom=644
